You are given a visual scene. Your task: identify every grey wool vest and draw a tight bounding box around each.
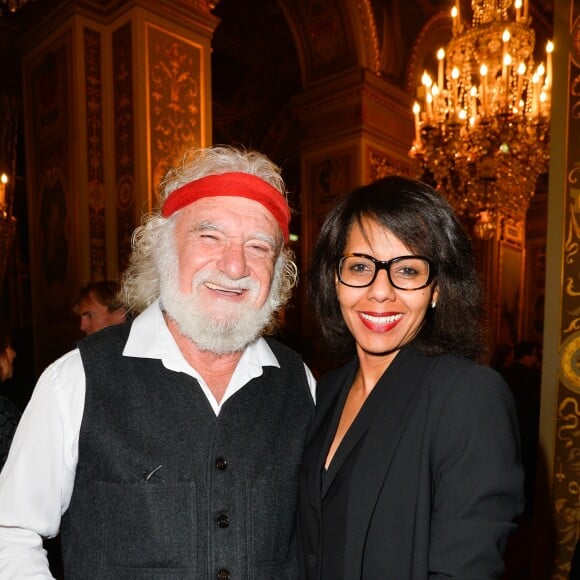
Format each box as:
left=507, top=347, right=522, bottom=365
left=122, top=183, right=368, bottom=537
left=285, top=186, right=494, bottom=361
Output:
left=60, top=321, right=314, bottom=580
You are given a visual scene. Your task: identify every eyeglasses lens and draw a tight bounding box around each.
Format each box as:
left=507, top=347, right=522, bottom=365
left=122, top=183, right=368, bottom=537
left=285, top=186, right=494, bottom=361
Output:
left=339, top=255, right=431, bottom=289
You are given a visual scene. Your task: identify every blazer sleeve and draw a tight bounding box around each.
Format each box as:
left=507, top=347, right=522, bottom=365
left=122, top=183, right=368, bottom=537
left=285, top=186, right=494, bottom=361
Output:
left=427, top=363, right=524, bottom=579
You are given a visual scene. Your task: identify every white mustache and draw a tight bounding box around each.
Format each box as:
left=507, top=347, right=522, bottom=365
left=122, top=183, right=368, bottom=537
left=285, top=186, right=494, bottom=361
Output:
left=191, top=270, right=259, bottom=294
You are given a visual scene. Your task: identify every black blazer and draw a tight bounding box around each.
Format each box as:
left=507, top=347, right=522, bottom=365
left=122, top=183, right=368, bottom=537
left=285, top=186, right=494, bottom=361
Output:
left=299, top=346, right=524, bottom=579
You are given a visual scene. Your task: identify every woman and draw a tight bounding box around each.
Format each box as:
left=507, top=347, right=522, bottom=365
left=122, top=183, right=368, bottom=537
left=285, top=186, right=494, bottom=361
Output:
left=299, top=176, right=523, bottom=579
left=0, top=329, right=20, bottom=468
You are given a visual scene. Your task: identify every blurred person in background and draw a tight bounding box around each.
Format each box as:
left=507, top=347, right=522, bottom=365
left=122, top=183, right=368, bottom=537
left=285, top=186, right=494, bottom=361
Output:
left=73, top=280, right=127, bottom=336
left=0, top=327, right=21, bottom=469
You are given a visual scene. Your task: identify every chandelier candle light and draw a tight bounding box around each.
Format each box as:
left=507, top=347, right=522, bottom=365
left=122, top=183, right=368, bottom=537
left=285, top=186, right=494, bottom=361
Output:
left=410, top=0, right=552, bottom=239
left=0, top=173, right=16, bottom=288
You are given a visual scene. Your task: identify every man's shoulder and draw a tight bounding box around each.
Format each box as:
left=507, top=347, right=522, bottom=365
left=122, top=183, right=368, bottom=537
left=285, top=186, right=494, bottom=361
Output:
left=77, top=321, right=133, bottom=361
left=79, top=321, right=132, bottom=348
left=264, top=336, right=305, bottom=364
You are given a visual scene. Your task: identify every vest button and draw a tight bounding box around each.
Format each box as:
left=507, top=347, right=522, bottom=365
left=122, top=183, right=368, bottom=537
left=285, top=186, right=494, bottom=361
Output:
left=217, top=569, right=231, bottom=579
left=217, top=513, right=230, bottom=528
left=215, top=457, right=228, bottom=470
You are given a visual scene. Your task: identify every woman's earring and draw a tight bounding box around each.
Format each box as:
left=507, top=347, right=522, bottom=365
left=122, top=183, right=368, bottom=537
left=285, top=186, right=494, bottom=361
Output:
left=431, top=301, right=437, bottom=308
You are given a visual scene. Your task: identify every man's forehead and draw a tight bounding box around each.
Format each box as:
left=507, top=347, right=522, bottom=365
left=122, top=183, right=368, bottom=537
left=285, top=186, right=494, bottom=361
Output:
left=179, top=196, right=280, bottom=232
left=79, top=292, right=106, bottom=311
left=162, top=172, right=290, bottom=241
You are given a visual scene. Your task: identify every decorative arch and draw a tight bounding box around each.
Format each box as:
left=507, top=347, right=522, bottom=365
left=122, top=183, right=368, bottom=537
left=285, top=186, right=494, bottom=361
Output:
left=347, top=0, right=382, bottom=74
left=405, top=11, right=452, bottom=95
left=278, top=0, right=381, bottom=84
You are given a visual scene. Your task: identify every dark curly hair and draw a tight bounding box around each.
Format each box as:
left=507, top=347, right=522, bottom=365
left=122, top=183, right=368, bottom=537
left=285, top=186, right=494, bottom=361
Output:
left=307, top=175, right=485, bottom=362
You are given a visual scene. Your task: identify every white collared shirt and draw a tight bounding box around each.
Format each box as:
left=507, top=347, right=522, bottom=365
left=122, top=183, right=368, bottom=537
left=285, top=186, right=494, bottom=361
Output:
left=0, top=301, right=316, bottom=578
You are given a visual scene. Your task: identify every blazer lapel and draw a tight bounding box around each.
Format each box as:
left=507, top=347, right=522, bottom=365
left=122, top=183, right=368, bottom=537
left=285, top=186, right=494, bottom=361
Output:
left=306, top=358, right=358, bottom=511
left=343, top=347, right=436, bottom=577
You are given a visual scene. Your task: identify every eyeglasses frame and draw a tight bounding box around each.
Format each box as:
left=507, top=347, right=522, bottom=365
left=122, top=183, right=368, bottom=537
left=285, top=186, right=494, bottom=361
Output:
left=337, top=253, right=437, bottom=290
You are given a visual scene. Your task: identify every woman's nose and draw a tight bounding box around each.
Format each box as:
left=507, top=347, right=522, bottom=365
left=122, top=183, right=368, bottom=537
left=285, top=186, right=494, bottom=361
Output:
left=367, top=269, right=397, bottom=301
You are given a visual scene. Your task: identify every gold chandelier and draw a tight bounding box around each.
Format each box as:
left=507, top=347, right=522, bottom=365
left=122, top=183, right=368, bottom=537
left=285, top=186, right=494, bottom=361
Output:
left=409, top=0, right=552, bottom=239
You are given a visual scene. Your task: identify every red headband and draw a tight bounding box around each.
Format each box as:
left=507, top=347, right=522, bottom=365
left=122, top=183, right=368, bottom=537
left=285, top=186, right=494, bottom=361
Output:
left=162, top=172, right=290, bottom=242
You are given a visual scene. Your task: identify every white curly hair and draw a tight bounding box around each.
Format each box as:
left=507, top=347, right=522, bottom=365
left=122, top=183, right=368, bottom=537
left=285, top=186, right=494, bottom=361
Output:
left=119, top=146, right=298, bottom=335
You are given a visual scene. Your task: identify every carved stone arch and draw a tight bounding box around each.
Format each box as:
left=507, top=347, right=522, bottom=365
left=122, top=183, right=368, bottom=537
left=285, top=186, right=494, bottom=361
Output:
left=277, top=0, right=375, bottom=84
left=405, top=11, right=452, bottom=95
left=345, top=0, right=382, bottom=74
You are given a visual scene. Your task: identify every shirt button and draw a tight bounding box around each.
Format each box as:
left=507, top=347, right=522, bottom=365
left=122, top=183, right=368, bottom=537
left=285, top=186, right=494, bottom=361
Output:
left=215, top=457, right=228, bottom=470
left=217, top=513, right=230, bottom=528
left=217, top=569, right=231, bottom=580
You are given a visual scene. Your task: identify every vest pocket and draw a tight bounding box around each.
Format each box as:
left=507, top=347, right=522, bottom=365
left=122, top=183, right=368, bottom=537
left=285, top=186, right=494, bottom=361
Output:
left=248, top=478, right=297, bottom=564
left=95, top=481, right=197, bottom=572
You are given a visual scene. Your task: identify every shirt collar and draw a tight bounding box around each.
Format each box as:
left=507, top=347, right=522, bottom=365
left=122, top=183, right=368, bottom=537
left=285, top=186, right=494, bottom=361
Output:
left=122, top=299, right=280, bottom=381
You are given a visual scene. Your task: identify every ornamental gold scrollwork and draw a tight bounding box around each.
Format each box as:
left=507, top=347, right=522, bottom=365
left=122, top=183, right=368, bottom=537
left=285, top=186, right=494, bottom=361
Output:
left=148, top=27, right=202, bottom=201
left=368, top=149, right=411, bottom=182
left=555, top=490, right=580, bottom=579
left=571, top=72, right=580, bottom=118
left=557, top=396, right=580, bottom=443
left=565, top=198, right=580, bottom=265
left=150, top=39, right=200, bottom=152
left=552, top=395, right=579, bottom=570
left=560, top=334, right=580, bottom=393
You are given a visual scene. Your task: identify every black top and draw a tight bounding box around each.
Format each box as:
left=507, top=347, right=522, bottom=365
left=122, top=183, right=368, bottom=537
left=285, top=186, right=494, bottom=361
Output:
left=319, top=379, right=383, bottom=578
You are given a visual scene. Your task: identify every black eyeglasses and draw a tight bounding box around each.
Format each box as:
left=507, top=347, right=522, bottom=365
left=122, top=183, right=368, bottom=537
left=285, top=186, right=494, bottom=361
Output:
left=337, top=253, right=437, bottom=290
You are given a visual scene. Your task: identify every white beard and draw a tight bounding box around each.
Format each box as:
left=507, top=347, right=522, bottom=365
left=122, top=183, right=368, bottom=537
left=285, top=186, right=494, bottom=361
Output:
left=159, top=264, right=279, bottom=355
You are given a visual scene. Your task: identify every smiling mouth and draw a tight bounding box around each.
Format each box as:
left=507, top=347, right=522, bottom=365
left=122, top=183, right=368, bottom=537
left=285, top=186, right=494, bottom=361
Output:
left=205, top=281, right=245, bottom=295
left=360, top=313, right=403, bottom=324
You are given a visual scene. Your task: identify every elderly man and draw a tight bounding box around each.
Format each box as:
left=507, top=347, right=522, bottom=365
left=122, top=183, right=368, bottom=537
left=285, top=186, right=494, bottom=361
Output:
left=0, top=146, right=315, bottom=579
left=73, top=279, right=127, bottom=335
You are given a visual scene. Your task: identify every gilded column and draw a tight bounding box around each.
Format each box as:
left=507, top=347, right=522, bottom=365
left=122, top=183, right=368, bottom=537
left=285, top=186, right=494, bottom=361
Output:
left=536, top=0, right=580, bottom=576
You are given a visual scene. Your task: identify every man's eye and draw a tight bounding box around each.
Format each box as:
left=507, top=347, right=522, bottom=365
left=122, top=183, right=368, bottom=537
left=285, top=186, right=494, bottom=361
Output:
left=199, top=233, right=219, bottom=241
left=246, top=244, right=271, bottom=257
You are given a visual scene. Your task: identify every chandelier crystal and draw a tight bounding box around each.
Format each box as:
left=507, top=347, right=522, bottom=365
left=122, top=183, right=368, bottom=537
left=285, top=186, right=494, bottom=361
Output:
left=409, top=0, right=552, bottom=238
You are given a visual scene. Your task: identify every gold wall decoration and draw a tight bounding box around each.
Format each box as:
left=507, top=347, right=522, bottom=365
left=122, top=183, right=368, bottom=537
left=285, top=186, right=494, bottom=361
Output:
left=147, top=23, right=203, bottom=205
left=367, top=147, right=412, bottom=181
left=112, top=22, right=135, bottom=273
left=305, top=0, right=346, bottom=66
left=84, top=26, right=106, bottom=280
left=307, top=150, right=354, bottom=236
